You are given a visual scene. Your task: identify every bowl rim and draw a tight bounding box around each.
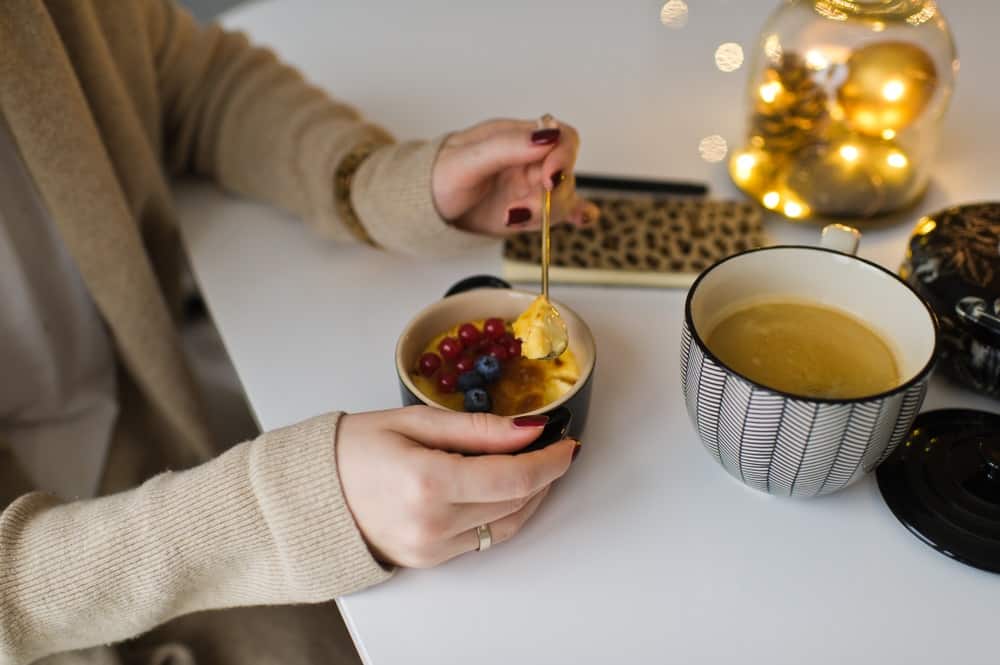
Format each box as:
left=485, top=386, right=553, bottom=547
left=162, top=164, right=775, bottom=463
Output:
left=395, top=288, right=597, bottom=416
left=684, top=244, right=939, bottom=404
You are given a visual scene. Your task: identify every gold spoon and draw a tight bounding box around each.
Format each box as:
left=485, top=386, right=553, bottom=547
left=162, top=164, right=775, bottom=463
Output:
left=512, top=184, right=569, bottom=360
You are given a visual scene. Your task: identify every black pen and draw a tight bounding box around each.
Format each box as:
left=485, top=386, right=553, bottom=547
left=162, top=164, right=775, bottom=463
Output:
left=574, top=173, right=708, bottom=197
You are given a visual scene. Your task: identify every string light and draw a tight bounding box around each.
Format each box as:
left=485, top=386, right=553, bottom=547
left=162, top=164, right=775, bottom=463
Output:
left=783, top=200, right=805, bottom=218
left=887, top=151, right=908, bottom=168
left=805, top=49, right=829, bottom=70
left=762, top=191, right=781, bottom=209
left=881, top=128, right=896, bottom=140
left=839, top=144, right=860, bottom=162
left=759, top=81, right=783, bottom=103
left=882, top=80, right=905, bottom=102
left=734, top=153, right=756, bottom=179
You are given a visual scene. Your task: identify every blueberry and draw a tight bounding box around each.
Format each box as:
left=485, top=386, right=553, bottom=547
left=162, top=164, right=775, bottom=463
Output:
left=457, top=370, right=484, bottom=392
left=464, top=388, right=492, bottom=413
left=474, top=355, right=502, bottom=384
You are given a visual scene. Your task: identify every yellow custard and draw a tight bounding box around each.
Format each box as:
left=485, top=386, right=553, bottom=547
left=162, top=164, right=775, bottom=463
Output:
left=411, top=318, right=580, bottom=416
left=512, top=295, right=569, bottom=360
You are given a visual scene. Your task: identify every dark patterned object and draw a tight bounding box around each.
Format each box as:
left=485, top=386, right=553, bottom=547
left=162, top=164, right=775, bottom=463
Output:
left=681, top=321, right=930, bottom=497
left=503, top=197, right=764, bottom=276
left=901, top=203, right=1000, bottom=396
left=877, top=409, right=1000, bottom=574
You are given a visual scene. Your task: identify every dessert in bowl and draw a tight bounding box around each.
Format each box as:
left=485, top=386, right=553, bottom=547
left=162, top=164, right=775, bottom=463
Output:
left=396, top=276, right=595, bottom=451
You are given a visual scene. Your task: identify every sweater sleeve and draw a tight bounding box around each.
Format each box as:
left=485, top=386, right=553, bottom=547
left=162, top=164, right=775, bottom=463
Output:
left=0, top=413, right=391, bottom=665
left=146, top=0, right=493, bottom=255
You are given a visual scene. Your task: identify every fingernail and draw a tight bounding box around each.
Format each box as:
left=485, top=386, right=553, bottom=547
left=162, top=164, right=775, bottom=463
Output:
left=506, top=207, right=532, bottom=226
left=513, top=415, right=549, bottom=428
left=550, top=170, right=565, bottom=189
left=571, top=439, right=582, bottom=462
left=531, top=128, right=561, bottom=145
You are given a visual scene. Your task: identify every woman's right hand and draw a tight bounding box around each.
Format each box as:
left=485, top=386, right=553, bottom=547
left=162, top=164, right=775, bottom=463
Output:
left=336, top=406, right=578, bottom=568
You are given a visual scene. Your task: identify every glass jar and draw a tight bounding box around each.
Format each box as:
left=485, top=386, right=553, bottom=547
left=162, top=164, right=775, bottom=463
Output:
left=729, top=0, right=957, bottom=220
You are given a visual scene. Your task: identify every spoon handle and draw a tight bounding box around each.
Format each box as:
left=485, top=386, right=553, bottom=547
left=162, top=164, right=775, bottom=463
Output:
left=542, top=188, right=551, bottom=302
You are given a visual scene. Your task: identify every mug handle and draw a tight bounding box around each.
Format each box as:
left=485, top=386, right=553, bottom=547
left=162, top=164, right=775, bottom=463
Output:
left=444, top=275, right=512, bottom=298
left=821, top=224, right=862, bottom=256
left=518, top=406, right=573, bottom=454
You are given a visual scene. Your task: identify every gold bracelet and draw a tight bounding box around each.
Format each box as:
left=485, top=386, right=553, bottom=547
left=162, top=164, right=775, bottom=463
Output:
left=334, top=142, right=380, bottom=245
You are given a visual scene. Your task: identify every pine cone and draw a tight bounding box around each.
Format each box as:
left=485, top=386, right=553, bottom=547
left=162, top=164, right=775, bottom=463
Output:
left=750, top=52, right=828, bottom=155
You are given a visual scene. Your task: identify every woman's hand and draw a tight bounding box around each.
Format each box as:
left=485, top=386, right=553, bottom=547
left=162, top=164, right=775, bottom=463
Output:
left=431, top=117, right=601, bottom=236
left=336, top=406, right=578, bottom=568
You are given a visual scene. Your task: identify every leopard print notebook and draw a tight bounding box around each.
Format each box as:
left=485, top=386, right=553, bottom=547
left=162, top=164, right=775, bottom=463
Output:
left=502, top=196, right=766, bottom=288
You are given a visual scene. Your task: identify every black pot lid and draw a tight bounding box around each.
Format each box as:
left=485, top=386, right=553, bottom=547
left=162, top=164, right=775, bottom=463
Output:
left=877, top=409, right=1000, bottom=573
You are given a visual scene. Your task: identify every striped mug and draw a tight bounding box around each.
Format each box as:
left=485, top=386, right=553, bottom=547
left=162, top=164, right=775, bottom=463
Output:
left=681, top=225, right=937, bottom=497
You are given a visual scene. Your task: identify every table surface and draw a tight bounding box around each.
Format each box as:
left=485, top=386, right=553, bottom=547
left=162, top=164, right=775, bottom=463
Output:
left=177, top=1, right=1000, bottom=663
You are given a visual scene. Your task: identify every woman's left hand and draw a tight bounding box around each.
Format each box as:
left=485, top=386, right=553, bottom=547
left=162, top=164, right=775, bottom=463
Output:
left=431, top=116, right=600, bottom=236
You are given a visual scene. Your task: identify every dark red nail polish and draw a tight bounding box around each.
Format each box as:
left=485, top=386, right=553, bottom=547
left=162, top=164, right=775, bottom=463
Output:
left=506, top=207, right=532, bottom=226
left=571, top=440, right=582, bottom=462
left=513, top=415, right=549, bottom=428
left=531, top=128, right=561, bottom=145
left=550, top=170, right=564, bottom=189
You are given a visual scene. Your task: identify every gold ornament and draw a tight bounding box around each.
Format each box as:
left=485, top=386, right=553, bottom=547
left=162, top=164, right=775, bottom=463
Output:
left=785, top=133, right=918, bottom=217
left=728, top=147, right=783, bottom=200
left=749, top=52, right=828, bottom=155
left=838, top=41, right=938, bottom=136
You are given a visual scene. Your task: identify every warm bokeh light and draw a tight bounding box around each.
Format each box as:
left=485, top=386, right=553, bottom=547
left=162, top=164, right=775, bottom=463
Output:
left=915, top=217, right=937, bottom=235
left=887, top=151, right=908, bottom=168
left=734, top=153, right=756, bottom=180
left=763, top=191, right=781, bottom=209
left=660, top=0, right=689, bottom=28
left=839, top=144, right=860, bottom=162
left=764, top=34, right=783, bottom=64
left=783, top=200, right=805, bottom=218
left=882, top=79, right=905, bottom=102
left=805, top=49, right=829, bottom=70
left=759, top=81, right=783, bottom=103
left=715, top=42, right=745, bottom=72
left=813, top=2, right=848, bottom=20
left=871, top=21, right=886, bottom=32
left=881, top=128, right=896, bottom=140
left=906, top=1, right=937, bottom=26
left=698, top=134, right=728, bottom=162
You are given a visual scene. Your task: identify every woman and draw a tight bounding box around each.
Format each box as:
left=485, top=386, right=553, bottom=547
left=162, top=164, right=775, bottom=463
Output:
left=0, top=1, right=599, bottom=664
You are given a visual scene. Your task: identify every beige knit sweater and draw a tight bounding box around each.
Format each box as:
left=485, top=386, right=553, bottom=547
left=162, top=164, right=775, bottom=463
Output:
left=0, top=2, right=491, bottom=663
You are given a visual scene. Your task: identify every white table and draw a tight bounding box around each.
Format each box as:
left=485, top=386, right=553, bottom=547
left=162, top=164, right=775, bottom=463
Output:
left=177, top=1, right=1000, bottom=663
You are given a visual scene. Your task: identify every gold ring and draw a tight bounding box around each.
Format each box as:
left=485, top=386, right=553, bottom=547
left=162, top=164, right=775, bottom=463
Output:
left=539, top=113, right=555, bottom=128
left=476, top=523, right=493, bottom=552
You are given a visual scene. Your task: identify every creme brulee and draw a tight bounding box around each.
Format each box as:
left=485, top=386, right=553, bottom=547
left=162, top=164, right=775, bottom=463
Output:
left=412, top=318, right=580, bottom=416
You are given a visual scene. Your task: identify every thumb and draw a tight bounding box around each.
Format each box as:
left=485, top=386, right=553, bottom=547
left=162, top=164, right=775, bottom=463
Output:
left=455, top=127, right=560, bottom=183
left=389, top=406, right=550, bottom=455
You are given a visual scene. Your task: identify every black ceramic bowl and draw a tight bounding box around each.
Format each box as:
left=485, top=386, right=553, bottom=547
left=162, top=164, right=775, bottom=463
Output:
left=395, top=276, right=596, bottom=451
left=901, top=203, right=1000, bottom=397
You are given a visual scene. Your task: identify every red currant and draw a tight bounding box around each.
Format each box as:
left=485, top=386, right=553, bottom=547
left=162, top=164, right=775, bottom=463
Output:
left=498, top=333, right=515, bottom=346
left=455, top=356, right=475, bottom=374
left=488, top=344, right=510, bottom=361
left=483, top=318, right=506, bottom=340
left=438, top=336, right=463, bottom=360
left=458, top=323, right=482, bottom=346
left=506, top=339, right=522, bottom=358
left=418, top=352, right=442, bottom=377
left=437, top=371, right=458, bottom=393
